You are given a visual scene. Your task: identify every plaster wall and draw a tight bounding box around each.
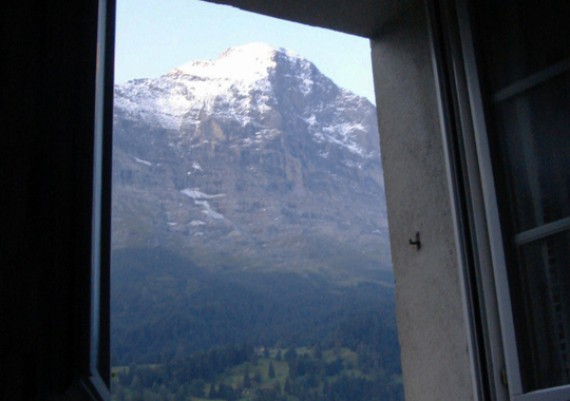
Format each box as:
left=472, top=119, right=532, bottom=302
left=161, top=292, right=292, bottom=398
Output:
left=370, top=4, right=476, bottom=401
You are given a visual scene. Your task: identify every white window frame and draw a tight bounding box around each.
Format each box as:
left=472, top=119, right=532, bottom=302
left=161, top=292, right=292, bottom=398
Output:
left=456, top=1, right=570, bottom=400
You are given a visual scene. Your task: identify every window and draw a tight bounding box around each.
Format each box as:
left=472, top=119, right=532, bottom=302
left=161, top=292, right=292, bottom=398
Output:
left=16, top=0, right=570, bottom=400
left=472, top=0, right=570, bottom=399
left=110, top=2, right=400, bottom=401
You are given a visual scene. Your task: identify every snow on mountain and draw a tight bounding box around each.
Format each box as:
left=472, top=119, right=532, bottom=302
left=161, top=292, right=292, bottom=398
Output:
left=112, top=43, right=390, bottom=276
left=134, top=156, right=153, bottom=166
left=175, top=42, right=279, bottom=83
left=181, top=188, right=226, bottom=200
left=113, top=43, right=376, bottom=158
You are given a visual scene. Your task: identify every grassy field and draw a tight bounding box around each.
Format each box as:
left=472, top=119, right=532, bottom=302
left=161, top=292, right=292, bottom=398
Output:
left=184, top=346, right=359, bottom=401
left=111, top=345, right=402, bottom=401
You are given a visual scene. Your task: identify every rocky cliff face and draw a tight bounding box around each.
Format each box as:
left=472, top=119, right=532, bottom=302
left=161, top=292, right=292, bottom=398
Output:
left=112, top=43, right=390, bottom=282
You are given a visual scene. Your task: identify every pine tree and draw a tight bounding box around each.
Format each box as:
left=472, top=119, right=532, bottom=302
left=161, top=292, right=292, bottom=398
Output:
left=251, top=351, right=259, bottom=366
left=243, top=365, right=252, bottom=388
left=284, top=377, right=292, bottom=395
left=273, top=382, right=282, bottom=395
left=333, top=339, right=342, bottom=356
left=268, top=361, right=276, bottom=379
left=208, top=382, right=217, bottom=399
left=323, top=380, right=330, bottom=398
left=313, top=342, right=323, bottom=360
left=254, top=370, right=263, bottom=384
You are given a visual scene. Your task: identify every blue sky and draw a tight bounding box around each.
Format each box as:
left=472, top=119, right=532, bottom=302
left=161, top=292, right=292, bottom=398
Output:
left=115, top=0, right=376, bottom=103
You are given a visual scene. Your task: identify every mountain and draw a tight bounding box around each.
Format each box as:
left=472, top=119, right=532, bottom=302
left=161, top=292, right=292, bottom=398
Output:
left=110, top=44, right=399, bottom=374
left=112, top=42, right=390, bottom=282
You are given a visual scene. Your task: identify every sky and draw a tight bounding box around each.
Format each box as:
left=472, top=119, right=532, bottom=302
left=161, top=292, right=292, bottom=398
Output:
left=114, top=0, right=376, bottom=103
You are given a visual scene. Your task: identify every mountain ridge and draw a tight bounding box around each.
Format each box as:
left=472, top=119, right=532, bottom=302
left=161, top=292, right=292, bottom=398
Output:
left=112, top=42, right=390, bottom=281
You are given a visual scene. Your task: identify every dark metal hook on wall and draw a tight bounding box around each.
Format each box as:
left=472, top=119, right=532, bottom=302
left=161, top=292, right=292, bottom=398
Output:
left=409, top=232, right=421, bottom=250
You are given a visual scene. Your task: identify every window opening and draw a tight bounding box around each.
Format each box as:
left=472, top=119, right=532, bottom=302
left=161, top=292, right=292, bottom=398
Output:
left=110, top=1, right=401, bottom=401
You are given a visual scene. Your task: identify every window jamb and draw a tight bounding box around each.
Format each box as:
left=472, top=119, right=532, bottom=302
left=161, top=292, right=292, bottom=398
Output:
left=426, top=5, right=483, bottom=401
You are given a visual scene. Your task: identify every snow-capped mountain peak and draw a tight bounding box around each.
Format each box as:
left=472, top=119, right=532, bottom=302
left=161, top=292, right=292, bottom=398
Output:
left=112, top=44, right=388, bottom=272
left=114, top=43, right=378, bottom=158
left=171, top=42, right=279, bottom=83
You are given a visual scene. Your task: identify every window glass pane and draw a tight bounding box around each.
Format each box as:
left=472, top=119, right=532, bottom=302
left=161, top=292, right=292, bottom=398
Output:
left=495, top=72, right=570, bottom=232
left=479, top=0, right=570, bottom=90
left=512, top=231, right=570, bottom=390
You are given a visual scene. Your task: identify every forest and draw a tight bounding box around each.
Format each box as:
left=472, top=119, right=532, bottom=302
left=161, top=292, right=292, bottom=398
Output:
left=111, top=248, right=403, bottom=401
